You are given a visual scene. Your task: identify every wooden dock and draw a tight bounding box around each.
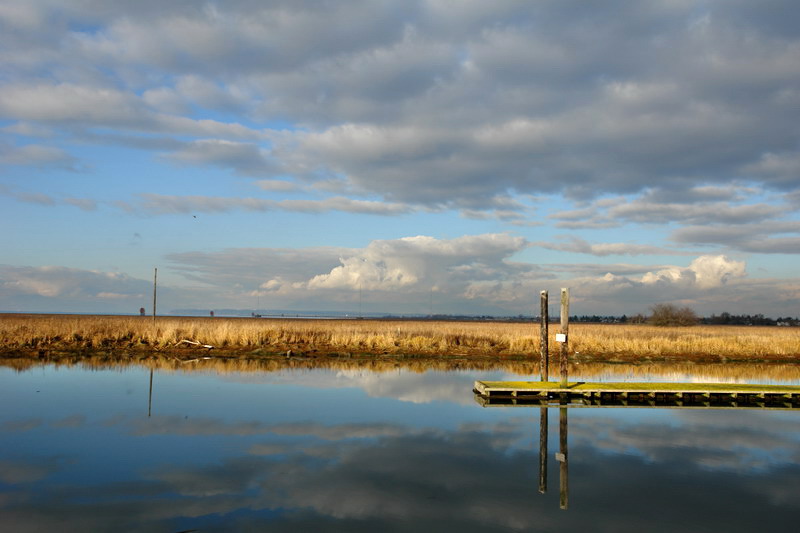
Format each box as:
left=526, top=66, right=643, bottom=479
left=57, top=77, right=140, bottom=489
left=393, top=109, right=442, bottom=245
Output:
left=474, top=381, right=800, bottom=409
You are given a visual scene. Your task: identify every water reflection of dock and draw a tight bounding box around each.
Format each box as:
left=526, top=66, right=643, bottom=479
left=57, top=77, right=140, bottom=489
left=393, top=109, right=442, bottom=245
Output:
left=475, top=381, right=800, bottom=409
left=487, top=380, right=800, bottom=511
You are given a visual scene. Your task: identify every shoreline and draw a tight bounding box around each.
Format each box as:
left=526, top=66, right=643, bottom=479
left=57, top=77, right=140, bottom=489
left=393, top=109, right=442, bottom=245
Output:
left=2, top=313, right=799, bottom=364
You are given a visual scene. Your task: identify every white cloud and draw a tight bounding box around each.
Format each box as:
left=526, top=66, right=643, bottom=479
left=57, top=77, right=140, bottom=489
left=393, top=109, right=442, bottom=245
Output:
left=533, top=236, right=685, bottom=257
left=164, top=139, right=275, bottom=176
left=744, top=152, right=800, bottom=189
left=255, top=179, right=299, bottom=192
left=0, top=142, right=77, bottom=169
left=305, top=234, right=528, bottom=291
left=5, top=1, right=798, bottom=209
left=0, top=266, right=149, bottom=309
left=64, top=198, right=97, bottom=211
left=685, top=255, right=747, bottom=289
left=0, top=83, right=264, bottom=139
left=163, top=236, right=786, bottom=315
left=671, top=221, right=800, bottom=253
left=2, top=246, right=795, bottom=316
left=1, top=1, right=799, bottom=316
left=641, top=255, right=745, bottom=289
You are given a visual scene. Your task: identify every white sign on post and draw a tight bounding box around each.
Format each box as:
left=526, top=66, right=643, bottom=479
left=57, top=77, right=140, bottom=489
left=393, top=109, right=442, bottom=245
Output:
left=556, top=333, right=567, bottom=343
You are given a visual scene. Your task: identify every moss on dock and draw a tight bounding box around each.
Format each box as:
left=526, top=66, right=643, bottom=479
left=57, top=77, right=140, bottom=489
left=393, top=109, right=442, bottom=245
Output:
left=477, top=380, right=800, bottom=394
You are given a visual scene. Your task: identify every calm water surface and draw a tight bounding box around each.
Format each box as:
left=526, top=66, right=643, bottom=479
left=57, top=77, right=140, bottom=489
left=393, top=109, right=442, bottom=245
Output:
left=1, top=364, right=799, bottom=532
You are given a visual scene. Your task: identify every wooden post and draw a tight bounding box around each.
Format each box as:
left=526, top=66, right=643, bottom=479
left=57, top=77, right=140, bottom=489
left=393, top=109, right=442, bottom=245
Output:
left=559, top=406, right=569, bottom=510
left=152, top=267, right=158, bottom=323
left=559, top=288, right=569, bottom=387
left=540, top=290, right=549, bottom=381
left=538, top=407, right=548, bottom=494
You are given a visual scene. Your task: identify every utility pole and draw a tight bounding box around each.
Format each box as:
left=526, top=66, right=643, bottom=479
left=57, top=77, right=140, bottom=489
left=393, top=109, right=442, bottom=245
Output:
left=152, top=267, right=158, bottom=324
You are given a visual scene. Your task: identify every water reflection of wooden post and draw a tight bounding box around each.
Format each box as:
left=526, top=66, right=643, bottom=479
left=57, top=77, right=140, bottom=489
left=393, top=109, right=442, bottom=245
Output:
left=148, top=368, right=153, bottom=417
left=558, top=406, right=569, bottom=510
left=559, top=288, right=569, bottom=387
left=538, top=407, right=548, bottom=493
left=540, top=290, right=549, bottom=382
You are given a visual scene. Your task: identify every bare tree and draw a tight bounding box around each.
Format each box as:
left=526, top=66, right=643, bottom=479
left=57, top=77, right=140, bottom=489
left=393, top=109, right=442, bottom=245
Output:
left=649, top=303, right=699, bottom=326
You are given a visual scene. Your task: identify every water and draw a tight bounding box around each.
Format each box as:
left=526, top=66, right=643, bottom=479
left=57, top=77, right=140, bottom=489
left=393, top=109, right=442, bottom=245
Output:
left=1, top=364, right=799, bottom=532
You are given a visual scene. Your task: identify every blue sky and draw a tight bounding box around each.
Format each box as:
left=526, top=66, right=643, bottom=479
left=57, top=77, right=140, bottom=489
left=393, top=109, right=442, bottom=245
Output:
left=1, top=0, right=799, bottom=316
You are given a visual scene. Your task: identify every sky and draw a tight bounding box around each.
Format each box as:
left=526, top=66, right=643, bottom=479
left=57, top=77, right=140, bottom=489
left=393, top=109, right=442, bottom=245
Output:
left=1, top=0, right=799, bottom=317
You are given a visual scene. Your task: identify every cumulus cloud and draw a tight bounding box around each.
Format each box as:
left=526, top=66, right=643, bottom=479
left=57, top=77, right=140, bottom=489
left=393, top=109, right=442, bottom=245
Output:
left=460, top=253, right=754, bottom=314
left=2, top=2, right=799, bottom=315
left=0, top=242, right=789, bottom=316
left=304, top=234, right=528, bottom=291
left=641, top=255, right=746, bottom=290
left=162, top=234, right=796, bottom=316
left=164, top=233, right=540, bottom=314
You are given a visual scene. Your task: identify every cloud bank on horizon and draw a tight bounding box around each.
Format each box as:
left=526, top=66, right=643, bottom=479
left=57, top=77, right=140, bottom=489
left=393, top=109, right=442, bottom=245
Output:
left=0, top=0, right=798, bottom=316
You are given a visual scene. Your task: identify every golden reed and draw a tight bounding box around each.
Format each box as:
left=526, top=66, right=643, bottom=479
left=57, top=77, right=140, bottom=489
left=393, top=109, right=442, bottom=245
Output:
left=1, top=313, right=799, bottom=363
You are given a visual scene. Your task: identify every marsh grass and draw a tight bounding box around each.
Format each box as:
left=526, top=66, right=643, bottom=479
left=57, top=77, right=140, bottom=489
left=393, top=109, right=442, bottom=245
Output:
left=1, top=313, right=799, bottom=362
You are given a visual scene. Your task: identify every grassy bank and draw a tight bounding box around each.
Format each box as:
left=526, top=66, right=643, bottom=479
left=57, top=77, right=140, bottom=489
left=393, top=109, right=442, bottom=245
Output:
left=1, top=313, right=799, bottom=363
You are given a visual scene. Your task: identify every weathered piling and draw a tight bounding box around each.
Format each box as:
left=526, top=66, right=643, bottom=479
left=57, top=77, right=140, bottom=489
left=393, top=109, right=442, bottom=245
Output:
left=559, top=288, right=569, bottom=387
left=540, top=290, right=549, bottom=381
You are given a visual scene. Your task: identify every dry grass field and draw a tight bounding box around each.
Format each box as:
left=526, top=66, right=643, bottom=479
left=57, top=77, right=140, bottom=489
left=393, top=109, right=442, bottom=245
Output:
left=1, top=313, right=799, bottom=363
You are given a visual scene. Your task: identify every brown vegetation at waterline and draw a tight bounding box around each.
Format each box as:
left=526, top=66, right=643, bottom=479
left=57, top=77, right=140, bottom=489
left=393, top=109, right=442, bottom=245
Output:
left=1, top=313, right=799, bottom=362
left=3, top=355, right=800, bottom=385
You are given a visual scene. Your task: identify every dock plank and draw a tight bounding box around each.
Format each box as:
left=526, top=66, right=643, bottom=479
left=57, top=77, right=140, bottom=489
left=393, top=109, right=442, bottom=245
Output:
left=474, top=380, right=800, bottom=409
left=475, top=380, right=800, bottom=394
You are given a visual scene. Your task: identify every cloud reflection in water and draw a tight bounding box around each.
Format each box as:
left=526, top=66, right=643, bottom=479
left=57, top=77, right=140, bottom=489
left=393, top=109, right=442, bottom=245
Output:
left=0, top=366, right=798, bottom=532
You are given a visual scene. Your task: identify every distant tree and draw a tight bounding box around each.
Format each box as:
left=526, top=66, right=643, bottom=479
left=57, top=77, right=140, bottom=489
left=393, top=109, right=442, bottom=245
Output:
left=649, top=303, right=699, bottom=326
left=708, top=312, right=778, bottom=326
left=629, top=313, right=648, bottom=324
left=139, top=307, right=146, bottom=317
